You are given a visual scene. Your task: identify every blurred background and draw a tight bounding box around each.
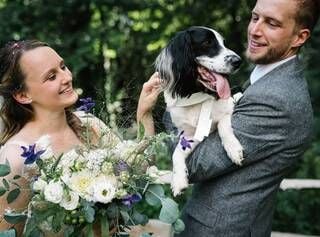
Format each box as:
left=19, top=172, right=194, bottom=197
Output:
left=0, top=0, right=319, bottom=235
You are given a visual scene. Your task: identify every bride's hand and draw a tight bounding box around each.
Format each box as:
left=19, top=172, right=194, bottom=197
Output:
left=137, top=72, right=162, bottom=121
left=137, top=72, right=162, bottom=136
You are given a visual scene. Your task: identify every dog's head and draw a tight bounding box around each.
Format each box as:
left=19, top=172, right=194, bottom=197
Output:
left=155, top=26, right=241, bottom=99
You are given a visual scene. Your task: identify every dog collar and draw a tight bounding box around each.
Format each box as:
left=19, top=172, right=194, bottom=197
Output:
left=166, top=92, right=214, bottom=107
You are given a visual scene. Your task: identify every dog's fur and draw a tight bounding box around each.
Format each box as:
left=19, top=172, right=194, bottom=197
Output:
left=155, top=26, right=244, bottom=196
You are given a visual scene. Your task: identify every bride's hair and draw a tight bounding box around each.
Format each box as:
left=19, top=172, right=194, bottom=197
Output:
left=0, top=40, right=83, bottom=145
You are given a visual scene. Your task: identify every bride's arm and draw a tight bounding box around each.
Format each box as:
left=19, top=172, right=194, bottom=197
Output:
left=137, top=72, right=162, bottom=136
left=0, top=144, right=30, bottom=234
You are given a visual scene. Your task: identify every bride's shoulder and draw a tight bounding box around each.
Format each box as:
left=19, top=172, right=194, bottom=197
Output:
left=73, top=111, right=121, bottom=145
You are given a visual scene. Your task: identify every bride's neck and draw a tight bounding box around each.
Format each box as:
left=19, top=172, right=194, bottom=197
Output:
left=26, top=110, right=70, bottom=135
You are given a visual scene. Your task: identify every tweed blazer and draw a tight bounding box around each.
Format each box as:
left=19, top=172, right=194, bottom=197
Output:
left=170, top=57, right=313, bottom=237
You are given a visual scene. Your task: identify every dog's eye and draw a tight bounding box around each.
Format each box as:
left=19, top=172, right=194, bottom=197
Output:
left=202, top=40, right=212, bottom=47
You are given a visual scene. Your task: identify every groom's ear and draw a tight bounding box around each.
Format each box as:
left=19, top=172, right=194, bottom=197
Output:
left=12, top=91, right=32, bottom=104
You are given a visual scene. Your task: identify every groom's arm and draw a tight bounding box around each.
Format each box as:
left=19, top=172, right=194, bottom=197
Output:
left=186, top=94, right=295, bottom=183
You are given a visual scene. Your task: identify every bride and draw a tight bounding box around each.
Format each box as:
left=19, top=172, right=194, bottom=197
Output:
left=0, top=40, right=165, bottom=236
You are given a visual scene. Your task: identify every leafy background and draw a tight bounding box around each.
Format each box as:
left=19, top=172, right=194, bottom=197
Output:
left=0, top=0, right=319, bottom=234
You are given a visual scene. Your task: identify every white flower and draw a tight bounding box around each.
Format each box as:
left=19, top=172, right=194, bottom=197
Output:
left=44, top=181, right=63, bottom=204
left=60, top=191, right=79, bottom=210
left=33, top=178, right=47, bottom=192
left=67, top=171, right=94, bottom=201
left=92, top=176, right=117, bottom=204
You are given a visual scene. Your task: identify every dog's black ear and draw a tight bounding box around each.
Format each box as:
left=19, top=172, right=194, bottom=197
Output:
left=168, top=30, right=199, bottom=98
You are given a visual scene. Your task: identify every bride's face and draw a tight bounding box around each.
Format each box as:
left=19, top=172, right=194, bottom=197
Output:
left=18, top=46, right=78, bottom=112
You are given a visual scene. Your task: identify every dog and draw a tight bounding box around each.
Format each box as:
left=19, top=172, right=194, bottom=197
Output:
left=155, top=26, right=244, bottom=196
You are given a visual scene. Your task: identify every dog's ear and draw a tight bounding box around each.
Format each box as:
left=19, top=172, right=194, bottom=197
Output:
left=168, top=30, right=199, bottom=98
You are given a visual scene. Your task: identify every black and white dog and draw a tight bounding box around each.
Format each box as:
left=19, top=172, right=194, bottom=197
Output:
left=155, top=26, right=243, bottom=196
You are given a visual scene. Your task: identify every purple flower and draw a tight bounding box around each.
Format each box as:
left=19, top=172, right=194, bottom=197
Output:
left=21, top=144, right=45, bottom=165
left=179, top=131, right=194, bottom=151
left=122, top=193, right=142, bottom=207
left=114, top=160, right=129, bottom=175
left=77, top=97, right=95, bottom=113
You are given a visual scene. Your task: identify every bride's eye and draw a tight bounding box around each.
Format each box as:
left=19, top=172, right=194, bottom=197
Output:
left=48, top=73, right=56, bottom=81
left=61, top=64, right=67, bottom=70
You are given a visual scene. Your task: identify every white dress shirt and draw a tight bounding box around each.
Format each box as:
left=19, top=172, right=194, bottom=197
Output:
left=250, top=55, right=297, bottom=85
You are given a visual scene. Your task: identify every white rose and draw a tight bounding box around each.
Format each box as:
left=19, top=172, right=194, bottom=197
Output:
left=44, top=181, right=63, bottom=204
left=92, top=177, right=116, bottom=204
left=33, top=178, right=47, bottom=192
left=60, top=191, right=79, bottom=210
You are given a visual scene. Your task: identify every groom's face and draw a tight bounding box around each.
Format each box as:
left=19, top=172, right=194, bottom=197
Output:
left=246, top=0, right=304, bottom=64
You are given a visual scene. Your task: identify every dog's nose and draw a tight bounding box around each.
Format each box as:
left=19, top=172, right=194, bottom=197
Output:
left=226, top=55, right=242, bottom=68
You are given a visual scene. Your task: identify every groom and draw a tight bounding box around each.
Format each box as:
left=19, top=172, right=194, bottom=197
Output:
left=171, top=0, right=319, bottom=236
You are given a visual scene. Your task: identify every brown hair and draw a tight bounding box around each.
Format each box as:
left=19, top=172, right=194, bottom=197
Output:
left=294, top=0, right=320, bottom=32
left=0, top=40, right=84, bottom=144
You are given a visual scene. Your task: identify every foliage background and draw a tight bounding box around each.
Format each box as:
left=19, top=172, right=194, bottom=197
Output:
left=0, top=0, right=319, bottom=234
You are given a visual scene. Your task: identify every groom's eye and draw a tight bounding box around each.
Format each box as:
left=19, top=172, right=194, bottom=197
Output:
left=47, top=73, right=56, bottom=81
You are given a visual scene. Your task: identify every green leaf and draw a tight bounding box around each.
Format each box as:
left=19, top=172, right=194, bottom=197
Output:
left=0, top=164, right=10, bottom=177
left=84, top=205, right=95, bottom=223
left=173, top=218, right=185, bottom=233
left=159, top=198, right=179, bottom=224
left=139, top=233, right=152, bottom=237
left=120, top=210, right=130, bottom=224
left=145, top=184, right=164, bottom=207
left=4, top=212, right=27, bottom=224
left=2, top=178, right=9, bottom=191
left=64, top=226, right=75, bottom=237
left=52, top=210, right=65, bottom=233
left=83, top=224, right=94, bottom=237
left=7, top=188, right=21, bottom=204
left=137, top=122, right=145, bottom=141
left=132, top=210, right=148, bottom=225
left=0, top=186, right=6, bottom=196
left=106, top=203, right=118, bottom=219
left=13, top=175, right=21, bottom=180
left=100, top=215, right=110, bottom=237
left=0, top=229, right=16, bottom=237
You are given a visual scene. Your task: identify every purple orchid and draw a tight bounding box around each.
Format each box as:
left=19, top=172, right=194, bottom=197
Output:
left=77, top=97, right=95, bottom=113
left=21, top=144, right=45, bottom=165
left=179, top=131, right=194, bottom=151
left=121, top=193, right=142, bottom=207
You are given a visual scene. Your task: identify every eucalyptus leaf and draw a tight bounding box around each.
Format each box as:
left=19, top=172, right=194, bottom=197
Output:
left=0, top=164, right=10, bottom=177
left=52, top=211, right=65, bottom=233
left=0, top=229, right=16, bottom=237
left=2, top=178, right=9, bottom=191
left=4, top=212, right=27, bottom=224
left=145, top=184, right=164, bottom=207
left=0, top=186, right=6, bottom=196
left=173, top=218, right=185, bottom=233
left=159, top=198, right=179, bottom=224
left=84, top=205, right=95, bottom=223
left=132, top=210, right=148, bottom=225
left=7, top=188, right=21, bottom=204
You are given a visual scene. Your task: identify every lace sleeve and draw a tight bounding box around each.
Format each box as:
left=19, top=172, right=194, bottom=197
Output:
left=73, top=111, right=121, bottom=147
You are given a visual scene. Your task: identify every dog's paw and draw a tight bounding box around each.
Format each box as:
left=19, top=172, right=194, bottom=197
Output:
left=171, top=171, right=189, bottom=196
left=224, top=139, right=244, bottom=165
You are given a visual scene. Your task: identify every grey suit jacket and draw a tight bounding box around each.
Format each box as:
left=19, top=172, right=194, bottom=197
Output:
left=171, top=57, right=313, bottom=237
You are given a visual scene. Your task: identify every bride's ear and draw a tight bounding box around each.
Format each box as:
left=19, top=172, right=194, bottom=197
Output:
left=13, top=91, right=32, bottom=104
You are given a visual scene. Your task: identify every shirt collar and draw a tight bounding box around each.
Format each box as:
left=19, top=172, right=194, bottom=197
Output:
left=250, top=55, right=297, bottom=85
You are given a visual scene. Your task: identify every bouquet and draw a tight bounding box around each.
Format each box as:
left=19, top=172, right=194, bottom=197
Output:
left=0, top=98, right=184, bottom=237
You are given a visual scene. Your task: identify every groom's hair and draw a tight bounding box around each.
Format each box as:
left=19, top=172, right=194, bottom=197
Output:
left=294, top=0, right=320, bottom=32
